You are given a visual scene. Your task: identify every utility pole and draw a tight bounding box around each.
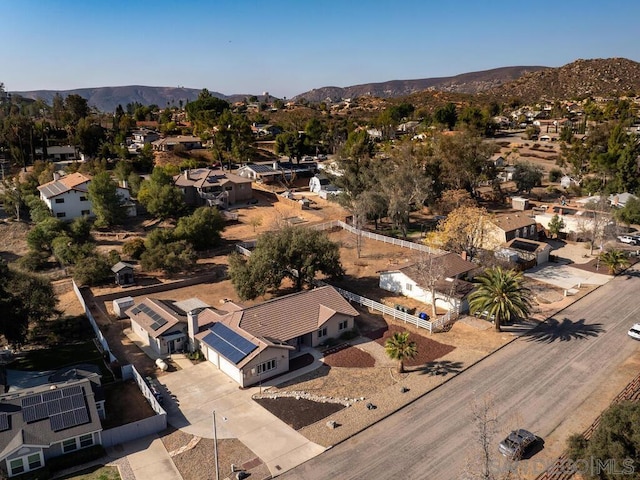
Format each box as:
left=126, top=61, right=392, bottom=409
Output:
left=212, top=411, right=219, bottom=480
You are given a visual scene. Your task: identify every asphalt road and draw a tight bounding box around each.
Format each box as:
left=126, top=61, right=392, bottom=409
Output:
left=281, top=269, right=640, bottom=480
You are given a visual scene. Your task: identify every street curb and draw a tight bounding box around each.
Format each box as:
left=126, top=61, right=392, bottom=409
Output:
left=320, top=279, right=610, bottom=454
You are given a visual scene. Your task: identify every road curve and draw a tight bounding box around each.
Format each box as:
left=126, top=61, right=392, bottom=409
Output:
left=280, top=270, right=640, bottom=479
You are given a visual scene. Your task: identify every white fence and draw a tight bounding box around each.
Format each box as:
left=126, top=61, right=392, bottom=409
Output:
left=101, top=365, right=167, bottom=447
left=311, top=220, right=445, bottom=255
left=72, top=280, right=117, bottom=363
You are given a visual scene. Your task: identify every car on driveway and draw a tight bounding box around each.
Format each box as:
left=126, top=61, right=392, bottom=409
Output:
left=628, top=323, right=640, bottom=340
left=498, top=429, right=538, bottom=459
left=618, top=235, right=639, bottom=245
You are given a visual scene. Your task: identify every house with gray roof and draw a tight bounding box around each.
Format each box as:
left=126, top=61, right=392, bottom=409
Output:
left=0, top=377, right=102, bottom=477
left=37, top=172, right=134, bottom=220
left=236, top=163, right=283, bottom=183
left=173, top=168, right=253, bottom=208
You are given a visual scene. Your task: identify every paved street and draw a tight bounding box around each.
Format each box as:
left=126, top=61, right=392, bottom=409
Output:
left=280, top=269, right=640, bottom=479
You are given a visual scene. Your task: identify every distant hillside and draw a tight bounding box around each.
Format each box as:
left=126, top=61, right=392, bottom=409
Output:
left=484, top=58, right=640, bottom=102
left=11, top=86, right=227, bottom=113
left=293, top=66, right=547, bottom=102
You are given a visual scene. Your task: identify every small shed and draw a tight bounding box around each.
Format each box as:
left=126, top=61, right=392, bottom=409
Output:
left=113, top=296, right=134, bottom=318
left=511, top=197, right=529, bottom=211
left=111, top=261, right=135, bottom=286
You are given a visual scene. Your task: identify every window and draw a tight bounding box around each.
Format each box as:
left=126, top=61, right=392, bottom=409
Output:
left=9, top=458, right=24, bottom=475
left=406, top=283, right=413, bottom=292
left=338, top=320, right=348, bottom=331
left=81, top=210, right=90, bottom=216
left=225, top=186, right=233, bottom=191
left=257, top=359, right=276, bottom=374
left=79, top=433, right=94, bottom=448
left=27, top=454, right=42, bottom=470
left=530, top=225, right=535, bottom=236
left=515, top=229, right=520, bottom=238
left=55, top=198, right=65, bottom=204
left=318, top=327, right=327, bottom=338
left=62, top=438, right=78, bottom=453
left=79, top=196, right=88, bottom=202
left=56, top=212, right=66, bottom=218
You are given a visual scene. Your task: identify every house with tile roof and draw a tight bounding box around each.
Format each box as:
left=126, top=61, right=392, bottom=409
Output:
left=0, top=377, right=102, bottom=477
left=379, top=252, right=478, bottom=314
left=173, top=168, right=253, bottom=208
left=37, top=172, right=134, bottom=220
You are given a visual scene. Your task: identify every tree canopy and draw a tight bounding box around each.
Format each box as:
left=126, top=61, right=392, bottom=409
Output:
left=88, top=171, right=127, bottom=227
left=228, top=226, right=344, bottom=300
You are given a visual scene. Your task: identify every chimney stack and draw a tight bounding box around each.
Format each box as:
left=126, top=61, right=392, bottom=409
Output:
left=187, top=310, right=199, bottom=353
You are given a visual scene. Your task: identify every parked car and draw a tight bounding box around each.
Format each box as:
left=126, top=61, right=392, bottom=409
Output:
left=617, top=235, right=639, bottom=245
left=628, top=323, right=640, bottom=340
left=498, top=429, right=538, bottom=459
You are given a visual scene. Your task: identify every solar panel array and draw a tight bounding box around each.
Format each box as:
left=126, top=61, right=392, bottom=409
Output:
left=203, top=323, right=257, bottom=365
left=0, top=413, right=9, bottom=432
left=20, top=385, right=90, bottom=431
left=131, top=303, right=169, bottom=331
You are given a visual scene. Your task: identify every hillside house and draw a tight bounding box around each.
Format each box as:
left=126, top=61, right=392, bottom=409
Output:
left=173, top=168, right=253, bottom=208
left=37, top=172, right=135, bottom=220
left=236, top=163, right=283, bottom=183
left=151, top=135, right=202, bottom=152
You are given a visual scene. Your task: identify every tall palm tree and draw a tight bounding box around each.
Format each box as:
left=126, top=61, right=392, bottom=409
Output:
left=469, top=266, right=533, bottom=332
left=598, top=249, right=630, bottom=275
left=384, top=331, right=418, bottom=373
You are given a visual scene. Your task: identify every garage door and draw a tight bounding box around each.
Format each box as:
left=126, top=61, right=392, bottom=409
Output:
left=207, top=347, right=219, bottom=366
left=219, top=356, right=242, bottom=384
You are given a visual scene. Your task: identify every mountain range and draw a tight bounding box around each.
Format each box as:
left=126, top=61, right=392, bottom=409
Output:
left=10, top=58, right=640, bottom=113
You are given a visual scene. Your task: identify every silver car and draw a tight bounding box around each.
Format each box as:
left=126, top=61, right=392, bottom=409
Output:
left=498, top=429, right=537, bottom=459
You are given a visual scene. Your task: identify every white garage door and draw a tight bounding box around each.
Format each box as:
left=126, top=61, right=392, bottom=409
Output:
left=207, top=347, right=219, bottom=366
left=219, top=356, right=242, bottom=384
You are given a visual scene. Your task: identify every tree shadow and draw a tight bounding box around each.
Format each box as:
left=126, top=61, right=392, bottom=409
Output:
left=414, top=360, right=464, bottom=377
left=522, top=317, right=604, bottom=343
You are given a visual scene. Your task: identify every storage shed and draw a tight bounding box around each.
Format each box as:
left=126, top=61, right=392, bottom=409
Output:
left=113, top=296, right=135, bottom=318
left=112, top=261, right=135, bottom=286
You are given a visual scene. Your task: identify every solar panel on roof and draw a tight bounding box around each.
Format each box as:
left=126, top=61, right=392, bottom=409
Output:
left=130, top=306, right=141, bottom=315
left=43, top=390, right=63, bottom=402
left=202, top=323, right=257, bottom=365
left=62, top=385, right=83, bottom=397
left=0, top=413, right=9, bottom=432
left=47, top=400, right=62, bottom=415
left=22, top=394, right=42, bottom=407
left=71, top=394, right=85, bottom=409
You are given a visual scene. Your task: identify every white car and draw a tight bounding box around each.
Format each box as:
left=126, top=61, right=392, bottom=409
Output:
left=618, top=235, right=639, bottom=245
left=628, top=323, right=640, bottom=340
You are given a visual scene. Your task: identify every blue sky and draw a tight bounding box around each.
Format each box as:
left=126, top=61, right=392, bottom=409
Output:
left=2, top=0, right=639, bottom=99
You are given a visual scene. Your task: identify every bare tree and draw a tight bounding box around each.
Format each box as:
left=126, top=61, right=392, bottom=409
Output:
left=577, top=197, right=613, bottom=256
left=413, top=252, right=446, bottom=318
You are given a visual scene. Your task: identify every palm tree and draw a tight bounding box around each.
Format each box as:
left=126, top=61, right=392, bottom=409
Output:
left=469, top=266, right=533, bottom=332
left=384, top=331, right=418, bottom=373
left=598, top=249, right=629, bottom=275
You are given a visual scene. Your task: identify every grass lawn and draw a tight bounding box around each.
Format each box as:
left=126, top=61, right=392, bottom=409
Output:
left=11, top=340, right=114, bottom=383
left=57, top=465, right=120, bottom=480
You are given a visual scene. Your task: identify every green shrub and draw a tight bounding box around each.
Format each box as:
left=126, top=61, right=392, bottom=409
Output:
left=122, top=237, right=146, bottom=259
left=16, top=251, right=48, bottom=271
left=548, top=168, right=563, bottom=183
left=339, top=329, right=359, bottom=341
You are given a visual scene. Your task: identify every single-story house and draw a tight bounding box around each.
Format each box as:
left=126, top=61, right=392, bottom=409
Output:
left=35, top=145, right=80, bottom=162
left=126, top=298, right=203, bottom=356
left=37, top=172, right=135, bottom=220
left=151, top=135, right=202, bottom=152
left=609, top=192, right=638, bottom=208
left=0, top=377, right=102, bottom=477
left=500, top=238, right=552, bottom=266
left=484, top=213, right=538, bottom=250
left=535, top=205, right=613, bottom=236
left=379, top=252, right=477, bottom=314
left=189, top=286, right=359, bottom=387
left=236, top=163, right=283, bottom=183
left=111, top=262, right=134, bottom=286
left=173, top=168, right=253, bottom=208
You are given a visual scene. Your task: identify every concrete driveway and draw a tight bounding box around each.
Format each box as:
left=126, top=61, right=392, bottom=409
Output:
left=158, top=362, right=325, bottom=476
left=525, top=263, right=611, bottom=290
